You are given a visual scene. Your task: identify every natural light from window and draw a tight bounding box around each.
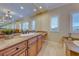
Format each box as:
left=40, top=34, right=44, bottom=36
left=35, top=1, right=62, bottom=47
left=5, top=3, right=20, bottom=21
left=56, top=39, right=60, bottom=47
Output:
left=32, top=20, right=35, bottom=30
left=51, top=16, right=59, bottom=32
left=22, top=22, right=29, bottom=31
left=72, top=13, right=79, bottom=33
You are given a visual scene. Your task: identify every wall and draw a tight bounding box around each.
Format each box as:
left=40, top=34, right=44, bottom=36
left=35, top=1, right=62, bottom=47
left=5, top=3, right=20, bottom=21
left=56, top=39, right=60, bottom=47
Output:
left=34, top=4, right=79, bottom=42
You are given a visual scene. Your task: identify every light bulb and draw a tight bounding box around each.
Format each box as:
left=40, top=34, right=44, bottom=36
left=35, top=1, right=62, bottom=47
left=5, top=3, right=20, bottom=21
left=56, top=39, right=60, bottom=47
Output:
left=39, top=6, right=42, bottom=9
left=10, top=15, right=12, bottom=18
left=20, top=6, right=24, bottom=10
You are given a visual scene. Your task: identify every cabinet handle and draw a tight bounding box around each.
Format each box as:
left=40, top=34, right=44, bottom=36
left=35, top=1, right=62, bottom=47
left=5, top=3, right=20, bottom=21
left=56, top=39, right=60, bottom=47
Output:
left=16, top=47, right=19, bottom=50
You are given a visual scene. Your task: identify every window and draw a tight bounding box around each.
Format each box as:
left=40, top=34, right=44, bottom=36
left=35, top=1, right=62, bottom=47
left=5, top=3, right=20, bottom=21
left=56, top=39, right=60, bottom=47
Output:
left=2, top=24, right=11, bottom=29
left=31, top=20, right=35, bottom=30
left=19, top=23, right=22, bottom=30
left=51, top=16, right=59, bottom=32
left=22, top=22, right=29, bottom=31
left=1, top=25, right=8, bottom=29
left=72, top=13, right=79, bottom=33
left=11, top=24, right=15, bottom=29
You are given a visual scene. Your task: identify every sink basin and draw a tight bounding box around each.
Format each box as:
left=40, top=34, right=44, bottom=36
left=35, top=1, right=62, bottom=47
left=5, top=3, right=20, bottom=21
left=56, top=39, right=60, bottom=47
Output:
left=20, top=33, right=35, bottom=36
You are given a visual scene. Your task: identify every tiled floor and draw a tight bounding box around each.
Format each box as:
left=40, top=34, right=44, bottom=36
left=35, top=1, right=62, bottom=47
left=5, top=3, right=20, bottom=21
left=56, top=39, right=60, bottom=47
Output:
left=38, top=40, right=65, bottom=56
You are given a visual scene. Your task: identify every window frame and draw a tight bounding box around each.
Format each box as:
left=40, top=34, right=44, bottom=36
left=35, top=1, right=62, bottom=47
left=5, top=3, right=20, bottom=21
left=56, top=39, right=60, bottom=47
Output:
left=50, top=16, right=59, bottom=32
left=70, top=12, right=79, bottom=33
left=21, top=22, right=29, bottom=31
left=31, top=20, right=36, bottom=31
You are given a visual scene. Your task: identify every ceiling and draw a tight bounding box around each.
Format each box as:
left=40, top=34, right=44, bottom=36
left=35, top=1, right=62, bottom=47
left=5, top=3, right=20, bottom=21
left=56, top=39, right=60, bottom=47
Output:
left=0, top=3, right=68, bottom=19
left=0, top=3, right=68, bottom=27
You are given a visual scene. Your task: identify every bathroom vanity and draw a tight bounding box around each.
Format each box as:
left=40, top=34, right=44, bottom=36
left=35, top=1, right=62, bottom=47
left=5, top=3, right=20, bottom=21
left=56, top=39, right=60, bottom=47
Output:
left=63, top=37, right=79, bottom=56
left=0, top=32, right=47, bottom=56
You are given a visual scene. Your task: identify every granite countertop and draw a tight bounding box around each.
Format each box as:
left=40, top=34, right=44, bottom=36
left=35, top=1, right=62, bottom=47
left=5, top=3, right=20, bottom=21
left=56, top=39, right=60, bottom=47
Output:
left=0, top=33, right=40, bottom=51
left=63, top=36, right=79, bottom=41
left=65, top=40, right=79, bottom=53
left=73, top=41, right=79, bottom=47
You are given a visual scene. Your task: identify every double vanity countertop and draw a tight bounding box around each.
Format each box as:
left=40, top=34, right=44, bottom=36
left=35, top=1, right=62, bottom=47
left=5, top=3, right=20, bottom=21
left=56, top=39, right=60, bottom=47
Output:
left=64, top=36, right=79, bottom=53
left=0, top=33, right=41, bottom=51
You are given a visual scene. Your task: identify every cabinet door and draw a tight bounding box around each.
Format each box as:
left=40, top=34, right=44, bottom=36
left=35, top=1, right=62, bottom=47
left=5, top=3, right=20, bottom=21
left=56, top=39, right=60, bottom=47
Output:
left=37, top=39, right=42, bottom=53
left=25, top=50, right=28, bottom=56
left=38, top=35, right=43, bottom=46
left=28, top=42, right=37, bottom=56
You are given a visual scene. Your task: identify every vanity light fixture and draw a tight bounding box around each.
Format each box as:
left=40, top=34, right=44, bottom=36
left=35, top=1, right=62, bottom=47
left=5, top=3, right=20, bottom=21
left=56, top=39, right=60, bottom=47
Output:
left=4, top=10, right=12, bottom=18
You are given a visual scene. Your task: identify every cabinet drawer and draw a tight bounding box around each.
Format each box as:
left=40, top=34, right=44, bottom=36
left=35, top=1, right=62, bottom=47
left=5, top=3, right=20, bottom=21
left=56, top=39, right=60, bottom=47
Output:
left=13, top=48, right=26, bottom=56
left=37, top=38, right=42, bottom=53
left=28, top=37, right=37, bottom=45
left=3, top=41, right=26, bottom=56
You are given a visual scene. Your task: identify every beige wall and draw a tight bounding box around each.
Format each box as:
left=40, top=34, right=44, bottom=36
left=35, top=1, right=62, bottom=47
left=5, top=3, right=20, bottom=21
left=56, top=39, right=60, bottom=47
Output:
left=34, top=4, right=79, bottom=42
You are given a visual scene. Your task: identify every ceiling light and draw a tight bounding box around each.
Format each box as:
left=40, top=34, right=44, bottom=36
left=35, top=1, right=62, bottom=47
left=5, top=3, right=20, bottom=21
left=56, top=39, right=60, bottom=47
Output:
left=5, top=14, right=8, bottom=17
left=20, top=6, right=24, bottom=10
left=39, top=6, right=42, bottom=9
left=10, top=15, right=12, bottom=18
left=34, top=9, right=37, bottom=12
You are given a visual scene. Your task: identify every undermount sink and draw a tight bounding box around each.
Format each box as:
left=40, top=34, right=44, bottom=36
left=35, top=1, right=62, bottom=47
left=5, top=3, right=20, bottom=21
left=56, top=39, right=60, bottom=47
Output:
left=20, top=33, right=35, bottom=36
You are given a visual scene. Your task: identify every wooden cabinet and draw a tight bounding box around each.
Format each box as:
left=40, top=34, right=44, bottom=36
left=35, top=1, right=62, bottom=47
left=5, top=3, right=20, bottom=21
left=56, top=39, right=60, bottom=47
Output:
left=28, top=37, right=37, bottom=56
left=19, top=51, right=25, bottom=56
left=13, top=48, right=26, bottom=56
left=37, top=35, right=42, bottom=53
left=28, top=42, right=37, bottom=56
left=0, top=32, right=47, bottom=56
left=25, top=41, right=28, bottom=56
left=25, top=49, right=28, bottom=56
left=0, top=51, right=3, bottom=56
left=1, top=41, right=26, bottom=56
left=39, top=35, right=44, bottom=45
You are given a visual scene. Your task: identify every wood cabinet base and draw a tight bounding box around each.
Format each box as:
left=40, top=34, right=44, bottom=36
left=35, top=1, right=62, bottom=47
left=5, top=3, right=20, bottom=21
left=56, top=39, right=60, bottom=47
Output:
left=0, top=32, right=47, bottom=56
